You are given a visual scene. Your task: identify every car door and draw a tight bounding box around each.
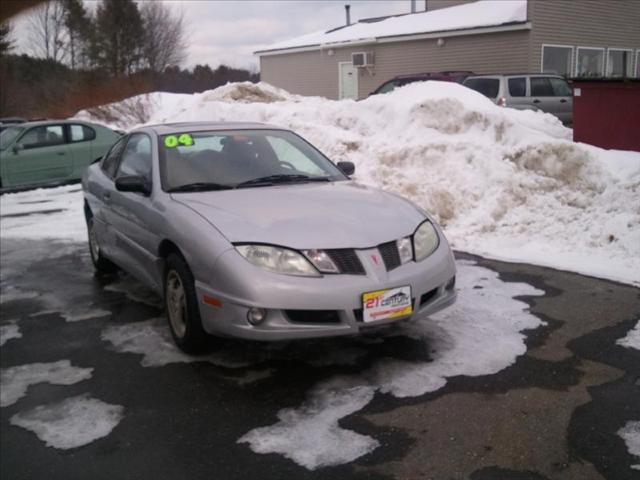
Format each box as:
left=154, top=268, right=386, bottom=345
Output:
left=529, top=76, right=571, bottom=122
left=90, top=135, right=128, bottom=262
left=548, top=77, right=573, bottom=124
left=108, top=133, right=159, bottom=288
left=5, top=124, right=72, bottom=187
left=67, top=123, right=98, bottom=179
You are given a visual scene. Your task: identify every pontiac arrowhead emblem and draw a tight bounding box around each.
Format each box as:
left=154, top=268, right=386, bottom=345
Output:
left=371, top=254, right=380, bottom=266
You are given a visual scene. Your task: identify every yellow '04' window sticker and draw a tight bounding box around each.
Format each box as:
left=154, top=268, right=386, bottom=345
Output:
left=164, top=133, right=194, bottom=148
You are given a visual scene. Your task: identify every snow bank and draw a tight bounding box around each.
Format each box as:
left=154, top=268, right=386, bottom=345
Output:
left=0, top=360, right=93, bottom=407
left=10, top=394, right=124, bottom=450
left=618, top=421, right=640, bottom=470
left=617, top=321, right=640, bottom=351
left=73, top=81, right=640, bottom=285
left=239, top=260, right=544, bottom=469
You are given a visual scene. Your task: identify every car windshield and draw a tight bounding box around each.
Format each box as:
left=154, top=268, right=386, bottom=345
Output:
left=158, top=129, right=347, bottom=191
left=0, top=126, right=24, bottom=150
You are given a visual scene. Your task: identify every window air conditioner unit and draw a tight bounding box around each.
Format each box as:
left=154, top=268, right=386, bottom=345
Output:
left=352, top=52, right=374, bottom=67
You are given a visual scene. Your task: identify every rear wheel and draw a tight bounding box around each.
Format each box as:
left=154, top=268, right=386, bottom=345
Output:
left=87, top=216, right=118, bottom=274
left=164, top=253, right=210, bottom=353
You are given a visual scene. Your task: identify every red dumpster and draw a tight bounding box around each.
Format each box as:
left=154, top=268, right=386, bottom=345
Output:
left=571, top=79, right=640, bottom=152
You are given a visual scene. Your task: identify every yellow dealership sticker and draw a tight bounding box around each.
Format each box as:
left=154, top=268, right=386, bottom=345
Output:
left=362, top=286, right=412, bottom=323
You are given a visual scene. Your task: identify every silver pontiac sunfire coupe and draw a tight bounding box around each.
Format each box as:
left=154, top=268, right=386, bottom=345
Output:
left=83, top=122, right=456, bottom=353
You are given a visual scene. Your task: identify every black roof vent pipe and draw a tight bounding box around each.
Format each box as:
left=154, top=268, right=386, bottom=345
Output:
left=345, top=4, right=351, bottom=26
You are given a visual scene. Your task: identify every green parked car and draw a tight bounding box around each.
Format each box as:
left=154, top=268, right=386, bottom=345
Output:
left=0, top=120, right=121, bottom=191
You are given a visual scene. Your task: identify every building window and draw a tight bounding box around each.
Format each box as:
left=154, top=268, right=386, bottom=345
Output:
left=636, top=50, right=640, bottom=77
left=576, top=47, right=605, bottom=77
left=607, top=49, right=634, bottom=77
left=542, top=45, right=573, bottom=76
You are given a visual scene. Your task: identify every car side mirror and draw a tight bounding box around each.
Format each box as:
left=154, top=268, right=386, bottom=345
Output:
left=12, top=143, right=24, bottom=154
left=337, top=161, right=355, bottom=176
left=115, top=175, right=151, bottom=196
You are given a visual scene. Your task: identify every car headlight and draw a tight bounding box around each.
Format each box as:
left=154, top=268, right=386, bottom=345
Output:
left=413, top=221, right=439, bottom=261
left=236, top=244, right=320, bottom=277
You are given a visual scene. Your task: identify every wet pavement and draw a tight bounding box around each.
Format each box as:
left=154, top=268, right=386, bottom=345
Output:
left=0, top=237, right=638, bottom=480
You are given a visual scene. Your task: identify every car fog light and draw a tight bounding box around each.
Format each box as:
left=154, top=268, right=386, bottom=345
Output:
left=247, top=307, right=267, bottom=325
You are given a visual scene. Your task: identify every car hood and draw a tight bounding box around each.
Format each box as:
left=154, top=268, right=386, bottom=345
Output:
left=172, top=181, right=426, bottom=249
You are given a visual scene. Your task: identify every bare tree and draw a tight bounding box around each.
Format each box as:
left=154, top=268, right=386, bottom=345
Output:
left=27, top=0, right=67, bottom=62
left=140, top=1, right=188, bottom=73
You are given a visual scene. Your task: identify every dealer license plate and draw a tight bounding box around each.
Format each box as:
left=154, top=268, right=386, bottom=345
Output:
left=362, top=286, right=412, bottom=323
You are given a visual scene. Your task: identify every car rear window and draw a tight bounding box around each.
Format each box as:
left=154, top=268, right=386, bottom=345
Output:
left=70, top=124, right=96, bottom=142
left=508, top=77, right=526, bottom=97
left=463, top=78, right=500, bottom=98
left=530, top=77, right=555, bottom=96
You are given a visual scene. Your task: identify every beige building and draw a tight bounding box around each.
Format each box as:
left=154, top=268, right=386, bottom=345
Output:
left=256, top=0, right=640, bottom=100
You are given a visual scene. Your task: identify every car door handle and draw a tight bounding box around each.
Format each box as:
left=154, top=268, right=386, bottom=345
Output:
left=102, top=192, right=111, bottom=202
left=532, top=99, right=541, bottom=104
left=559, top=99, right=567, bottom=103
left=56, top=151, right=66, bottom=156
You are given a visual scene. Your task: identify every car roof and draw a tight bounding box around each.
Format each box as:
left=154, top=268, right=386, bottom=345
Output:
left=137, top=121, right=286, bottom=135
left=6, top=119, right=99, bottom=128
left=464, top=73, right=566, bottom=79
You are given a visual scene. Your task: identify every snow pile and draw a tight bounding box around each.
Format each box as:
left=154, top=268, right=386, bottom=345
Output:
left=73, top=81, right=640, bottom=285
left=260, top=0, right=526, bottom=52
left=10, top=394, right=124, bottom=450
left=239, top=260, right=543, bottom=469
left=0, top=322, right=22, bottom=346
left=618, top=421, right=640, bottom=470
left=0, top=360, right=93, bottom=407
left=617, top=321, right=640, bottom=350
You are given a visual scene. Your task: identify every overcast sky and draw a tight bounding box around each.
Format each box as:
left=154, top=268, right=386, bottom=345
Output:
left=10, top=0, right=419, bottom=71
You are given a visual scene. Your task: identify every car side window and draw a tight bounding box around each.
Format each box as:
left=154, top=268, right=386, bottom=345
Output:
left=19, top=125, right=65, bottom=149
left=116, top=133, right=152, bottom=180
left=101, top=136, right=127, bottom=178
left=549, top=78, right=572, bottom=97
left=377, top=80, right=399, bottom=94
left=69, top=124, right=96, bottom=142
left=508, top=77, right=526, bottom=97
left=530, top=77, right=554, bottom=97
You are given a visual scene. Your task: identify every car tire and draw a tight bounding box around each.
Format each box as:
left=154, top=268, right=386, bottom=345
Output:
left=87, top=217, right=118, bottom=274
left=164, top=253, right=210, bottom=354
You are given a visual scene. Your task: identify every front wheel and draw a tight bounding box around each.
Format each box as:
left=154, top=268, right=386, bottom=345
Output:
left=87, top=217, right=118, bottom=274
left=165, top=253, right=210, bottom=353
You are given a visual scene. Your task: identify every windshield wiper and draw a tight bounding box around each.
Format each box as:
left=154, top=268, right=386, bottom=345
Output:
left=235, top=174, right=331, bottom=188
left=167, top=182, right=234, bottom=193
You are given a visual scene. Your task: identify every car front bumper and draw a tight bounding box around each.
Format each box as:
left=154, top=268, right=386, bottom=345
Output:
left=194, top=241, right=457, bottom=341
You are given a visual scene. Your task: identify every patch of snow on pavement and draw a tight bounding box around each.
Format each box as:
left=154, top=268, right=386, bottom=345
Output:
left=1, top=360, right=93, bottom=407
left=0, top=286, right=39, bottom=304
left=239, top=261, right=543, bottom=469
left=0, top=185, right=86, bottom=242
left=62, top=307, right=112, bottom=323
left=10, top=394, right=124, bottom=449
left=618, top=421, right=640, bottom=470
left=100, top=318, right=256, bottom=368
left=72, top=81, right=640, bottom=285
left=0, top=321, right=22, bottom=346
left=617, top=321, right=640, bottom=351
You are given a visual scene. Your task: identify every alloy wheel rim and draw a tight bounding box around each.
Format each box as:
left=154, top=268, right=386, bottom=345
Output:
left=166, top=270, right=187, bottom=338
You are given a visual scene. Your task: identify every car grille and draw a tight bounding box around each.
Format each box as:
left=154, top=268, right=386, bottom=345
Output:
left=285, top=310, right=341, bottom=324
left=326, top=249, right=366, bottom=275
left=378, top=241, right=401, bottom=271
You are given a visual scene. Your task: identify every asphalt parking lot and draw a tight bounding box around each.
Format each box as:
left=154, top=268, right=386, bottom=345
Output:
left=1, top=236, right=639, bottom=480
